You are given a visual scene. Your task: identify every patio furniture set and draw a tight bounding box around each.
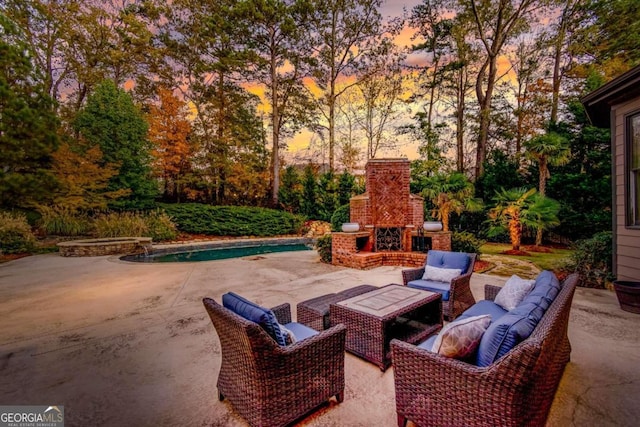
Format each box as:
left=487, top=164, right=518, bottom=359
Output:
left=202, top=250, right=579, bottom=427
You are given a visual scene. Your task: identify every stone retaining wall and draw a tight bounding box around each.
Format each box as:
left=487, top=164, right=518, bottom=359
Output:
left=57, top=237, right=153, bottom=257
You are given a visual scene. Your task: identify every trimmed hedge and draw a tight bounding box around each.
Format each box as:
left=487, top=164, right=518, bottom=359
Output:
left=160, top=203, right=305, bottom=237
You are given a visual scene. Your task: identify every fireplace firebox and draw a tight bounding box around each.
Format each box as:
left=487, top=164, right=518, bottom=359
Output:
left=375, top=227, right=402, bottom=251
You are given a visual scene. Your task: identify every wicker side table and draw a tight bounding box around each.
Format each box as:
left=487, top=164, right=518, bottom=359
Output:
left=297, top=285, right=378, bottom=330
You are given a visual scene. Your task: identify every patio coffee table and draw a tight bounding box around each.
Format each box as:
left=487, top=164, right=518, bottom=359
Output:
left=330, top=284, right=442, bottom=371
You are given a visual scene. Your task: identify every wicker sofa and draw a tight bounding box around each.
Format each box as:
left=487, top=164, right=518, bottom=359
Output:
left=402, top=250, right=477, bottom=320
left=202, top=296, right=346, bottom=427
left=391, top=271, right=579, bottom=427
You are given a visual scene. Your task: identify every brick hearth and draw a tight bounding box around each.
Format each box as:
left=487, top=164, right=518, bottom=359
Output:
left=332, top=158, right=451, bottom=269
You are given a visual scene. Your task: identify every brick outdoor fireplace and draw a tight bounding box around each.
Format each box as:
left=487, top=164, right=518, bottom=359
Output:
left=332, top=158, right=451, bottom=269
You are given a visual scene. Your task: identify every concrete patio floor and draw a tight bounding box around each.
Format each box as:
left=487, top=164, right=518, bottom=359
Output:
left=0, top=247, right=639, bottom=426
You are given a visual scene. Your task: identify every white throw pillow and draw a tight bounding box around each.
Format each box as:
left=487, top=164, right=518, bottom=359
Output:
left=422, top=265, right=462, bottom=283
left=431, top=314, right=491, bottom=359
left=494, top=274, right=535, bottom=311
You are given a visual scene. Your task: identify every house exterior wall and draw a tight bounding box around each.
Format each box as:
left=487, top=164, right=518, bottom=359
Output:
left=613, top=97, right=640, bottom=281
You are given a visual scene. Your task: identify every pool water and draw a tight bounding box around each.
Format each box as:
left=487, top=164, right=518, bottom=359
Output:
left=121, top=243, right=312, bottom=263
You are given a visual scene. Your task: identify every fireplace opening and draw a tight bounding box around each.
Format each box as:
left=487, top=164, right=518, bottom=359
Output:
left=356, top=236, right=369, bottom=251
left=411, top=235, right=431, bottom=253
left=375, top=227, right=402, bottom=251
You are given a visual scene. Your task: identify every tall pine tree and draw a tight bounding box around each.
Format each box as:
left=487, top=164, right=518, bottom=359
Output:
left=0, top=14, right=59, bottom=209
left=74, top=80, right=157, bottom=209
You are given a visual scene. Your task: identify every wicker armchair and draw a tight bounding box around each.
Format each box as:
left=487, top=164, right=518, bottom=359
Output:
left=202, top=298, right=346, bottom=427
left=391, top=273, right=578, bottom=427
left=401, top=251, right=477, bottom=320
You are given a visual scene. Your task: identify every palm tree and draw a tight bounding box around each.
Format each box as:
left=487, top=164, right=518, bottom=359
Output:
left=488, top=187, right=560, bottom=252
left=422, top=172, right=483, bottom=232
left=524, top=130, right=570, bottom=245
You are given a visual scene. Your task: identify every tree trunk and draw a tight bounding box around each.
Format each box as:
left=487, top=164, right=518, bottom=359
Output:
left=510, top=216, right=522, bottom=251
left=216, top=72, right=226, bottom=204
left=270, top=28, right=280, bottom=206
left=539, top=157, right=547, bottom=196
left=551, top=3, right=570, bottom=124
left=442, top=207, right=450, bottom=232
left=535, top=157, right=548, bottom=246
left=328, top=9, right=337, bottom=172
left=456, top=67, right=465, bottom=172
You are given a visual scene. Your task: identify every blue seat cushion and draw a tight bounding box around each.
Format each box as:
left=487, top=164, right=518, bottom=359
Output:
left=476, top=312, right=538, bottom=367
left=427, top=250, right=470, bottom=272
left=458, top=300, right=508, bottom=323
left=417, top=335, right=438, bottom=351
left=407, top=280, right=450, bottom=301
left=284, top=322, right=319, bottom=341
left=222, top=292, right=287, bottom=346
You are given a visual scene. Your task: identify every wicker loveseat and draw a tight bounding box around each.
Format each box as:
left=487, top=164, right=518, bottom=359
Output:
left=402, top=250, right=477, bottom=320
left=202, top=295, right=346, bottom=427
left=391, top=272, right=578, bottom=427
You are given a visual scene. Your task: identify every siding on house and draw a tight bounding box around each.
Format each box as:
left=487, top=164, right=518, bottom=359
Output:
left=613, top=97, right=640, bottom=281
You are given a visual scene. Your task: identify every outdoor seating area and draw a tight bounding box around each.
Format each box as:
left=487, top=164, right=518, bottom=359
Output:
left=203, top=252, right=580, bottom=426
left=1, top=249, right=638, bottom=426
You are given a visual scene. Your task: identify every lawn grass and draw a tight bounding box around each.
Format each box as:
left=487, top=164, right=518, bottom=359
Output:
left=481, top=242, right=573, bottom=272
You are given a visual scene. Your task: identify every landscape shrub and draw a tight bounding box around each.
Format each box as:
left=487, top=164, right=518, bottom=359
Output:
left=564, top=231, right=613, bottom=288
left=91, top=210, right=178, bottom=241
left=0, top=211, right=37, bottom=254
left=93, top=211, right=148, bottom=237
left=37, top=206, right=92, bottom=236
left=143, top=210, right=178, bottom=241
left=316, top=234, right=332, bottom=263
left=161, top=203, right=304, bottom=236
left=330, top=204, right=350, bottom=231
left=452, top=231, right=485, bottom=254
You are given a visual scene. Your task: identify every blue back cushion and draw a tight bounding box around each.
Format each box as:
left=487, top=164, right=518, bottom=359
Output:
left=458, top=300, right=508, bottom=323
left=427, top=250, right=470, bottom=272
left=475, top=271, right=561, bottom=367
left=222, top=292, right=287, bottom=346
left=476, top=312, right=538, bottom=367
left=518, top=270, right=561, bottom=312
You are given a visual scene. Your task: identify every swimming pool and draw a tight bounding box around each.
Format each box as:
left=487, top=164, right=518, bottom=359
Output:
left=120, top=239, right=314, bottom=263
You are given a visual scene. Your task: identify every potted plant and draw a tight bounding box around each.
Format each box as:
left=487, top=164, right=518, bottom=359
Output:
left=613, top=280, right=640, bottom=314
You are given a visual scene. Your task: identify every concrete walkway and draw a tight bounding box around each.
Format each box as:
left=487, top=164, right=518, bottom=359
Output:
left=0, top=250, right=638, bottom=426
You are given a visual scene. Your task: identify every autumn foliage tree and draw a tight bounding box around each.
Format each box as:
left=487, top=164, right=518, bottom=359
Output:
left=148, top=87, right=193, bottom=202
left=50, top=141, right=127, bottom=211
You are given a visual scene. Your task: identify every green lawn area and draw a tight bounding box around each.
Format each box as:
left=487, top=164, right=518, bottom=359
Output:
left=481, top=242, right=573, bottom=272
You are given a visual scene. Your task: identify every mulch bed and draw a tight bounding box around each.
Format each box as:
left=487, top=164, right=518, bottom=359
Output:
left=474, top=260, right=494, bottom=273
left=523, top=245, right=553, bottom=253
left=0, top=253, right=30, bottom=263
left=502, top=249, right=531, bottom=256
